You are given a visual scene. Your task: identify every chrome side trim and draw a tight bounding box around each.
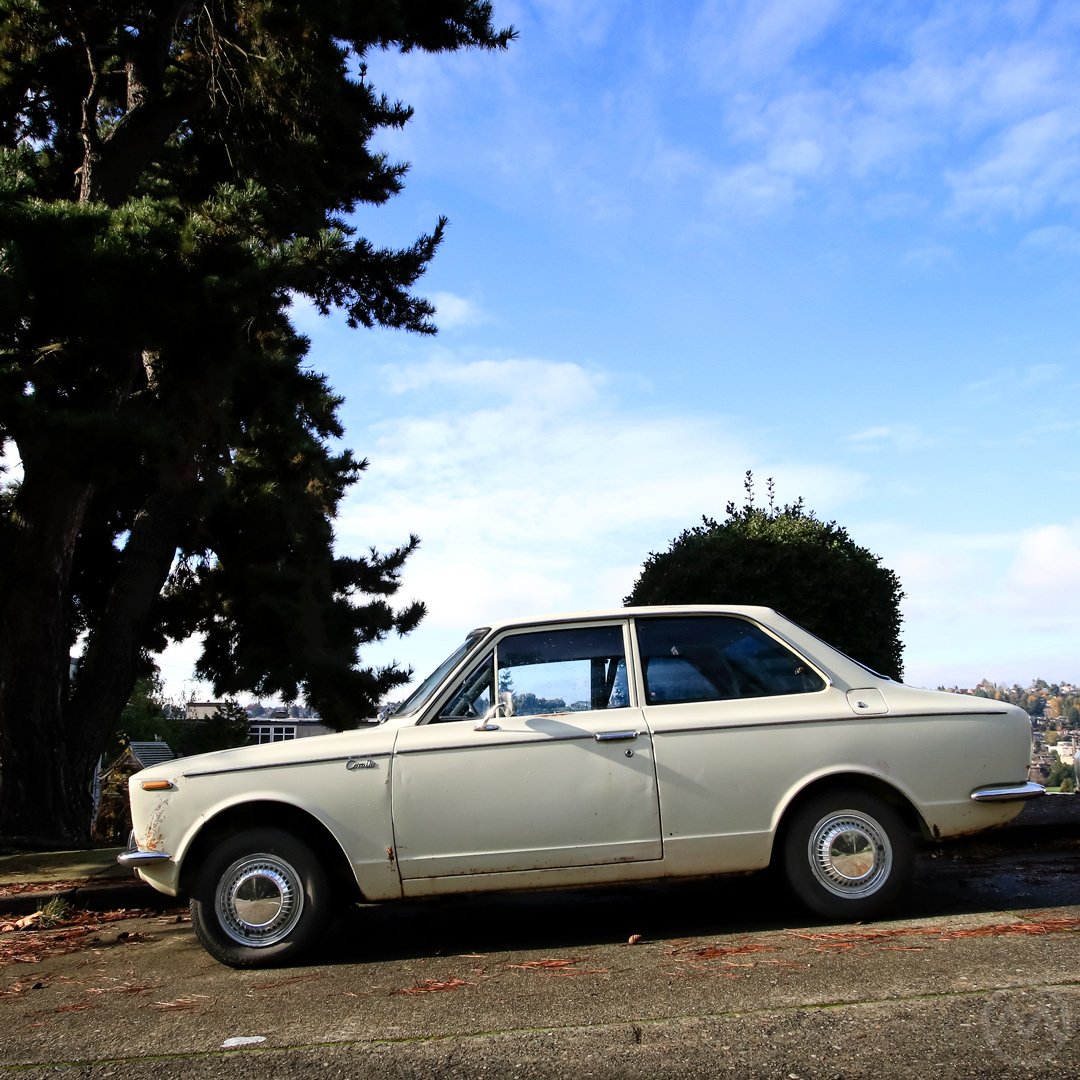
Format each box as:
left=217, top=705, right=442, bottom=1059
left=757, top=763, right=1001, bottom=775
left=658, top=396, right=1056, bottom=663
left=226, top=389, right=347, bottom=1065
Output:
left=183, top=752, right=390, bottom=778
left=117, top=850, right=173, bottom=867
left=970, top=782, right=1045, bottom=802
left=650, top=709, right=1013, bottom=736
left=396, top=733, right=597, bottom=754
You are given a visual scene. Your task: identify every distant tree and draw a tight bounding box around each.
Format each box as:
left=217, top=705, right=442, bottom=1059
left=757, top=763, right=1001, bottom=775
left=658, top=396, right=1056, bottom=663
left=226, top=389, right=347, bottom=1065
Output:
left=511, top=694, right=567, bottom=715
left=1046, top=756, right=1076, bottom=790
left=0, top=1, right=514, bottom=844
left=1068, top=706, right=1080, bottom=726
left=178, top=702, right=250, bottom=757
left=114, top=673, right=170, bottom=749
left=109, top=670, right=247, bottom=759
left=625, top=473, right=905, bottom=680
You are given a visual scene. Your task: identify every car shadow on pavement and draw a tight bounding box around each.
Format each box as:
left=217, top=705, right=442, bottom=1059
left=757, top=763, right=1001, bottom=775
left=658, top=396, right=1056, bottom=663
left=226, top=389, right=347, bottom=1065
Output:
left=306, top=831, right=1079, bottom=968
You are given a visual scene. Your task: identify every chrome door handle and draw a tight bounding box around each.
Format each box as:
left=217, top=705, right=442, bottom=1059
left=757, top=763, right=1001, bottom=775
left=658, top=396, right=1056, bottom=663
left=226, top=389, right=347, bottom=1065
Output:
left=594, top=730, right=639, bottom=742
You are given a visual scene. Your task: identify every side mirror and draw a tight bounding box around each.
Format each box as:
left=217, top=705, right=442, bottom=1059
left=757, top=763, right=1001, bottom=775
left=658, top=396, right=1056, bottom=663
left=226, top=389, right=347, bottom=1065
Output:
left=474, top=693, right=514, bottom=731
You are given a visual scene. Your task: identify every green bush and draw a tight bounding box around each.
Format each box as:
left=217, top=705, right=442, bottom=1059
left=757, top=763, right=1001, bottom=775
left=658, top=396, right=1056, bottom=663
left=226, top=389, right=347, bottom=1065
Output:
left=625, top=473, right=905, bottom=680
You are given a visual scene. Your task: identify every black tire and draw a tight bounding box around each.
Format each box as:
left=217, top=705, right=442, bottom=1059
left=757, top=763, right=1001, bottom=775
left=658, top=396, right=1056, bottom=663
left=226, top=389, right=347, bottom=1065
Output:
left=189, top=827, right=330, bottom=968
left=781, top=788, right=913, bottom=921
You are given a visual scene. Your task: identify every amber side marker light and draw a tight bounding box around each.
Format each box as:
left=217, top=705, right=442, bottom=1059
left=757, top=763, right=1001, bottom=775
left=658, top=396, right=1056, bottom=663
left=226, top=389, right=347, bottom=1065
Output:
left=140, top=780, right=174, bottom=791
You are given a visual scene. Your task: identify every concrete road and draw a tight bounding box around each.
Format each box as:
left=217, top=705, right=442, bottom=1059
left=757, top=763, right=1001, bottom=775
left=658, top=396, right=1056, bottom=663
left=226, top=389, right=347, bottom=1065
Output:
left=1, top=830, right=1077, bottom=1079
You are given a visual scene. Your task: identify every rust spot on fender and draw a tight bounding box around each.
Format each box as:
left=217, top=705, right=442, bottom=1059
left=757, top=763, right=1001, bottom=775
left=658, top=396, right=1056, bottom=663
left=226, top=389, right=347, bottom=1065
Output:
left=386, top=846, right=395, bottom=864
left=932, top=824, right=941, bottom=840
left=141, top=798, right=170, bottom=852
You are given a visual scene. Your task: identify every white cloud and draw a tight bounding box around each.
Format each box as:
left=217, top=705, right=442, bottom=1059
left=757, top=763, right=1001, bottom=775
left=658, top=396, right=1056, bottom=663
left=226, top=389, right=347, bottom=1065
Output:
left=1004, top=524, right=1080, bottom=626
left=431, top=292, right=488, bottom=330
left=708, top=163, right=800, bottom=214
left=862, top=519, right=1080, bottom=687
left=1019, top=223, right=1080, bottom=256
left=947, top=108, right=1080, bottom=217
left=900, top=243, right=957, bottom=269
left=381, top=355, right=604, bottom=404
left=155, top=634, right=215, bottom=703
left=964, top=363, right=1064, bottom=403
left=528, top=0, right=617, bottom=48
left=692, top=0, right=849, bottom=82
left=845, top=425, right=935, bottom=452
left=766, top=138, right=825, bottom=175
left=678, top=6, right=1080, bottom=222
left=340, top=354, right=864, bottom=679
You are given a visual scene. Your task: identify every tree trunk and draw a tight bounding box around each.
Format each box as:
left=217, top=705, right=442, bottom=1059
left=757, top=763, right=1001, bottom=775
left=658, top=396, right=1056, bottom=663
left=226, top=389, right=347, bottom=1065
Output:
left=68, top=489, right=191, bottom=771
left=0, top=479, right=191, bottom=845
left=0, top=471, right=94, bottom=844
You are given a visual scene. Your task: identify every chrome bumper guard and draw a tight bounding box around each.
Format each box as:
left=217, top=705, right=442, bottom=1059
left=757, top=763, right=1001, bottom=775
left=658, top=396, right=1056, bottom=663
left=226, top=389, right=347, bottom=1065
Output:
left=970, top=782, right=1045, bottom=802
left=117, top=831, right=172, bottom=868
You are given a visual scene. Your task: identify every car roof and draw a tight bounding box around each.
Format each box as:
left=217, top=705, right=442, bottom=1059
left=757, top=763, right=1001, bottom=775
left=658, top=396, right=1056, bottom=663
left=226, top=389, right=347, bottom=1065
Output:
left=473, top=604, right=783, bottom=636
left=464, top=605, right=898, bottom=691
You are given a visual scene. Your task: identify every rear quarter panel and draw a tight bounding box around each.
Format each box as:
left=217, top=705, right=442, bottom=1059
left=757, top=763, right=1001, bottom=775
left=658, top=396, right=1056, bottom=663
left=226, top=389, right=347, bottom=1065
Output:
left=646, top=685, right=1032, bottom=876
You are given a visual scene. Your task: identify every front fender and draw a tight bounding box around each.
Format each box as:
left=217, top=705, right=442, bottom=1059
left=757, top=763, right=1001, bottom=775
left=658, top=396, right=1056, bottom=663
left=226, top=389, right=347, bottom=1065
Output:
left=133, top=751, right=401, bottom=902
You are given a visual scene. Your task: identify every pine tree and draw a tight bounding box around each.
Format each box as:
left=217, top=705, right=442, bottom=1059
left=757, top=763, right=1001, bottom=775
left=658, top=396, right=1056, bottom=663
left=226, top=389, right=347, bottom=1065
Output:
left=625, top=473, right=905, bottom=680
left=0, top=1, right=513, bottom=844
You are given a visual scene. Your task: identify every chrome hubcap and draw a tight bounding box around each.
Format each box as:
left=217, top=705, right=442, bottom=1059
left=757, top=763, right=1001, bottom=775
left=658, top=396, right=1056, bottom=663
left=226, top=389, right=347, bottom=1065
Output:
left=216, top=854, right=303, bottom=947
left=808, top=810, right=892, bottom=898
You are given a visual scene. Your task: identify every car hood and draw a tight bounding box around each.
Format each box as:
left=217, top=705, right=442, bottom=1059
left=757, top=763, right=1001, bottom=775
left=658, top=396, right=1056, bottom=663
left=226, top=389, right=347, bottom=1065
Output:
left=132, top=724, right=397, bottom=784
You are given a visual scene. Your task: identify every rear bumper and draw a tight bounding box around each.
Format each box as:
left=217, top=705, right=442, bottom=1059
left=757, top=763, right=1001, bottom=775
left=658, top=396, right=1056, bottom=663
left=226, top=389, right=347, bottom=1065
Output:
left=970, top=782, right=1045, bottom=802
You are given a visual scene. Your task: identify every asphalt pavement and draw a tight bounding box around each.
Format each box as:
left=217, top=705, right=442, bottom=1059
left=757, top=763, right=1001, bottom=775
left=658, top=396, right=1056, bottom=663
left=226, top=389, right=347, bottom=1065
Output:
left=1, top=792, right=1076, bottom=915
left=0, top=796, right=1076, bottom=1078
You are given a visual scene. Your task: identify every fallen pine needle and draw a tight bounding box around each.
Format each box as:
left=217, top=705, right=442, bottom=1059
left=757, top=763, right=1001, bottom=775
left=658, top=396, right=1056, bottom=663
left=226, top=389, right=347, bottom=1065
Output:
left=542, top=969, right=609, bottom=977
left=249, top=974, right=320, bottom=991
left=391, top=977, right=467, bottom=995
left=507, top=958, right=586, bottom=970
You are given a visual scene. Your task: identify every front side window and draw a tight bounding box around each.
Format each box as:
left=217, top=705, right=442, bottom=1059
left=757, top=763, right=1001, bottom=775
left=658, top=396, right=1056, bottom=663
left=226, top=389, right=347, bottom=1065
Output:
left=637, top=617, right=825, bottom=705
left=437, top=652, right=495, bottom=721
left=497, top=625, right=629, bottom=717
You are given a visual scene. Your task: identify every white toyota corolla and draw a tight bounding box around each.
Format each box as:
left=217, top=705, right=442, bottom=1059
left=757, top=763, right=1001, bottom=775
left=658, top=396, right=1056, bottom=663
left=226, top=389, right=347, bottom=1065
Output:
left=121, top=606, right=1042, bottom=967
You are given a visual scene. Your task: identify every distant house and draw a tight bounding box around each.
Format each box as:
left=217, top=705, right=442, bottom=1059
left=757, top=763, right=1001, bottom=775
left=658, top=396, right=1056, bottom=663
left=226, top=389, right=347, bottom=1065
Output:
left=248, top=717, right=333, bottom=744
left=93, top=740, right=177, bottom=844
left=1051, top=740, right=1077, bottom=766
left=186, top=701, right=227, bottom=720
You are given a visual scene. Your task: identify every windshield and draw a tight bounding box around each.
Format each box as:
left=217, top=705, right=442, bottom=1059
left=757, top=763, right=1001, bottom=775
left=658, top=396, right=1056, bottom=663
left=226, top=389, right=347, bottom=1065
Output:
left=390, top=629, right=489, bottom=718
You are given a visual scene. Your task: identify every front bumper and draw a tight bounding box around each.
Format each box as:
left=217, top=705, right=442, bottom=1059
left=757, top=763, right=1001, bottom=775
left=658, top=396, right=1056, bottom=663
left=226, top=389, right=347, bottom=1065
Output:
left=117, top=831, right=173, bottom=869
left=970, top=782, right=1045, bottom=802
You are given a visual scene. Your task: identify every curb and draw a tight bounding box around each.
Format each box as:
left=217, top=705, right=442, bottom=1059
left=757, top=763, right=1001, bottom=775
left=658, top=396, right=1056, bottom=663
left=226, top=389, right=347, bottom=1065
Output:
left=0, top=880, right=177, bottom=918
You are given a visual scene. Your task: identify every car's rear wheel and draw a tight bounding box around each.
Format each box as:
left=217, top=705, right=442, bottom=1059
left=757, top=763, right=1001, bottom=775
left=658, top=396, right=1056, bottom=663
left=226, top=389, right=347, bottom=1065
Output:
left=190, top=827, right=330, bottom=968
left=782, top=789, right=913, bottom=921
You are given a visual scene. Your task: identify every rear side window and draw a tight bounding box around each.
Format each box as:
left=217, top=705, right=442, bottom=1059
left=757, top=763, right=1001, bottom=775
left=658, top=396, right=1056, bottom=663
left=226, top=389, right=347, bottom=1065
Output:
left=636, top=617, right=825, bottom=705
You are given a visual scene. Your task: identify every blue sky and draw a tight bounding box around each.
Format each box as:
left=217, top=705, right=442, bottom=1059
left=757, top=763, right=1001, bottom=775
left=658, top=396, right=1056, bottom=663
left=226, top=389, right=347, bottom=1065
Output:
left=164, top=0, right=1080, bottom=700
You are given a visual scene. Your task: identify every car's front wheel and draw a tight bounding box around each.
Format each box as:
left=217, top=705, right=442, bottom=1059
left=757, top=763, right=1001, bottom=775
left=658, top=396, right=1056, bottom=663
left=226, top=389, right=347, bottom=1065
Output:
left=190, top=828, right=330, bottom=968
left=782, top=789, right=913, bottom=921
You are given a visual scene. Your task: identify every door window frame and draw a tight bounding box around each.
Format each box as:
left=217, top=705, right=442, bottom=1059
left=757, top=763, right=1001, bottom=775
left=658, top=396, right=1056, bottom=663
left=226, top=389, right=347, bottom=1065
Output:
left=420, top=618, right=639, bottom=724
left=628, top=614, right=831, bottom=707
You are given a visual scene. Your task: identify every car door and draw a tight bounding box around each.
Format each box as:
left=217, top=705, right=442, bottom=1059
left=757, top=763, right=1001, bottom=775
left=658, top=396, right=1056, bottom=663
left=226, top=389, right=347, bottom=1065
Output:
left=391, top=621, right=663, bottom=880
left=633, top=613, right=843, bottom=875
